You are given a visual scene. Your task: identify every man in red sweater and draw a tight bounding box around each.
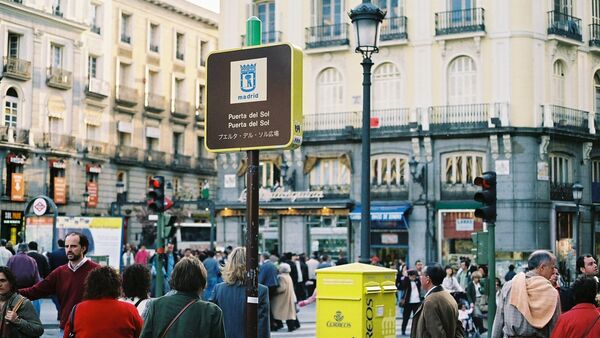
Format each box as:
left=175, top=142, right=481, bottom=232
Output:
left=19, top=232, right=99, bottom=330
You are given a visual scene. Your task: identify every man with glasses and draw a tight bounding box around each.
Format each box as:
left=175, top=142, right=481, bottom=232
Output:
left=492, top=250, right=561, bottom=338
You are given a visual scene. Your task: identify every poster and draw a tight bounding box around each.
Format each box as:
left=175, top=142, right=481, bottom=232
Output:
left=25, top=217, right=54, bottom=254
left=11, top=173, right=24, bottom=202
left=54, top=177, right=66, bottom=204
left=86, top=182, right=98, bottom=208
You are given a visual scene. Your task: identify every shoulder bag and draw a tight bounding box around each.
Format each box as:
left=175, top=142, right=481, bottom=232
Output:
left=159, top=299, right=197, bottom=338
left=67, top=305, right=78, bottom=338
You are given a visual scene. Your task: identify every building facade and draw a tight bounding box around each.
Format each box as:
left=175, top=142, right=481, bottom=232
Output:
left=217, top=0, right=600, bottom=278
left=0, top=0, right=218, bottom=246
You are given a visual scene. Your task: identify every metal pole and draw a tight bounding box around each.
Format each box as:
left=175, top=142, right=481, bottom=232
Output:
left=360, top=57, right=373, bottom=264
left=155, top=212, right=164, bottom=297
left=245, top=16, right=261, bottom=338
left=209, top=202, right=216, bottom=251
left=576, top=204, right=581, bottom=255
left=487, top=222, right=496, bottom=331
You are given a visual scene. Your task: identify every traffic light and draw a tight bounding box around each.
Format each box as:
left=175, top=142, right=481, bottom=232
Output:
left=474, top=171, right=497, bottom=223
left=163, top=214, right=177, bottom=239
left=471, top=231, right=489, bottom=265
left=147, top=176, right=165, bottom=212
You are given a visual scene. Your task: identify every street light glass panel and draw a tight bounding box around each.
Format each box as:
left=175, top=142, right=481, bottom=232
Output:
left=572, top=183, right=583, bottom=202
left=349, top=1, right=386, bottom=55
left=409, top=157, right=419, bottom=178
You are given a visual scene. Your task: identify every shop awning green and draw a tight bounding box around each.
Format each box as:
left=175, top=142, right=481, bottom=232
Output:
left=435, top=201, right=482, bottom=210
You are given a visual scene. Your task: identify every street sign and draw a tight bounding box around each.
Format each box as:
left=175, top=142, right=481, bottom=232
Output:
left=32, top=198, right=48, bottom=216
left=205, top=43, right=303, bottom=152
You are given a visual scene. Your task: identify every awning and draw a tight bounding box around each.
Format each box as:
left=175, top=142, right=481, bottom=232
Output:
left=350, top=204, right=411, bottom=228
left=435, top=201, right=481, bottom=210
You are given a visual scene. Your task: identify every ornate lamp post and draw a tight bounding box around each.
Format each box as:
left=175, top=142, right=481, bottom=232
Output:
left=116, top=181, right=125, bottom=216
left=573, top=182, right=583, bottom=256
left=349, top=0, right=385, bottom=263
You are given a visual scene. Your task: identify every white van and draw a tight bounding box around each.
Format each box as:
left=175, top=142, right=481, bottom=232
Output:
left=175, top=222, right=214, bottom=250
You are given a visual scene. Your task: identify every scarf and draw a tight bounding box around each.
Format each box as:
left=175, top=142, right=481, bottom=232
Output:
left=509, top=272, right=558, bottom=328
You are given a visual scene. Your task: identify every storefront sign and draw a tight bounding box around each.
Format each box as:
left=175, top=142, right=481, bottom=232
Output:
left=381, top=233, right=398, bottom=244
left=1, top=211, right=23, bottom=243
left=10, top=173, right=25, bottom=202
left=6, top=153, right=25, bottom=165
left=49, top=160, right=66, bottom=169
left=87, top=182, right=98, bottom=208
left=53, top=177, right=67, bottom=205
left=537, top=162, right=549, bottom=181
left=238, top=187, right=324, bottom=202
left=86, top=164, right=102, bottom=174
left=456, top=218, right=474, bottom=231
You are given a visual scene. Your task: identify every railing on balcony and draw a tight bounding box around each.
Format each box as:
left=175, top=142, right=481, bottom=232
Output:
left=305, top=23, right=349, bottom=49
left=380, top=16, right=408, bottom=41
left=590, top=24, right=600, bottom=47
left=428, top=103, right=489, bottom=131
left=86, top=78, right=109, bottom=98
left=370, top=185, right=408, bottom=200
left=149, top=44, right=159, bottom=53
left=116, top=85, right=138, bottom=106
left=83, top=140, right=108, bottom=155
left=121, top=34, right=131, bottom=44
left=547, top=11, right=582, bottom=41
left=435, top=8, right=485, bottom=36
left=441, top=183, right=480, bottom=200
left=304, top=111, right=360, bottom=134
left=37, top=133, right=75, bottom=150
left=545, top=105, right=589, bottom=133
left=241, top=31, right=283, bottom=46
left=194, top=157, right=216, bottom=173
left=145, top=93, right=165, bottom=112
left=91, top=25, right=101, bottom=35
left=372, top=108, right=411, bottom=131
left=309, top=184, right=350, bottom=198
left=3, top=56, right=31, bottom=80
left=145, top=150, right=166, bottom=167
left=172, top=99, right=191, bottom=118
left=172, top=154, right=192, bottom=170
left=114, top=145, right=141, bottom=163
left=550, top=182, right=574, bottom=201
left=46, top=67, right=72, bottom=89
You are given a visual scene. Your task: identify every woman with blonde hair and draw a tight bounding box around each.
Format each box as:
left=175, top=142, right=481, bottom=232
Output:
left=210, top=247, right=270, bottom=338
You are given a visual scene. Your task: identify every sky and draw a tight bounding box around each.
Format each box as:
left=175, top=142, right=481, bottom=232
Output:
left=186, top=0, right=220, bottom=13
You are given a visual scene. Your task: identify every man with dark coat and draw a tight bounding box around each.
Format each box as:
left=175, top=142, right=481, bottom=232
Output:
left=27, top=241, right=50, bottom=279
left=46, top=239, right=68, bottom=272
left=411, top=263, right=463, bottom=338
left=259, top=252, right=279, bottom=331
left=401, top=269, right=422, bottom=336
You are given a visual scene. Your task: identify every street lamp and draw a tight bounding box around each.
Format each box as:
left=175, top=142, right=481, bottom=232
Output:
left=116, top=181, right=125, bottom=216
left=279, top=158, right=295, bottom=190
left=573, top=182, right=584, bottom=256
left=82, top=191, right=89, bottom=216
left=349, top=0, right=386, bottom=264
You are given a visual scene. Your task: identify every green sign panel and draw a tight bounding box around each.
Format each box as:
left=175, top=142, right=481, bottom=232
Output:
left=205, top=43, right=303, bottom=152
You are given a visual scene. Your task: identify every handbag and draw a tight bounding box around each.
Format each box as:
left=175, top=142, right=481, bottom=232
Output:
left=159, top=299, right=197, bottom=338
left=67, top=305, right=78, bottom=338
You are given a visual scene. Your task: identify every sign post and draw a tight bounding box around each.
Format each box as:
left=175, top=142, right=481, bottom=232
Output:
left=205, top=17, right=303, bottom=338
left=22, top=195, right=59, bottom=244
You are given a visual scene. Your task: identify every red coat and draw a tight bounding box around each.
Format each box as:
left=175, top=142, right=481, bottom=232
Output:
left=550, top=303, right=600, bottom=338
left=63, top=298, right=143, bottom=338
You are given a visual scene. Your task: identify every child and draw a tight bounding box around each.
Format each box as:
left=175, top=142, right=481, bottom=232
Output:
left=458, top=302, right=474, bottom=331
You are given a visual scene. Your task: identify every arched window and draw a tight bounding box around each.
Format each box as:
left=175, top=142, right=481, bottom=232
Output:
left=371, top=154, right=408, bottom=186
left=3, top=88, right=18, bottom=128
left=441, top=151, right=485, bottom=185
left=447, top=56, right=476, bottom=105
left=372, top=62, right=401, bottom=110
left=553, top=60, right=566, bottom=106
left=316, top=67, right=343, bottom=114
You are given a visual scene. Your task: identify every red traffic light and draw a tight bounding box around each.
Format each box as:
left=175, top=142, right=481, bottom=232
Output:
left=150, top=178, right=162, bottom=188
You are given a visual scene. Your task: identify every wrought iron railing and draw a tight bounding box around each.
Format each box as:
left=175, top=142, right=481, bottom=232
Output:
left=428, top=103, right=489, bottom=130
left=380, top=16, right=408, bottom=41
left=195, top=157, right=216, bottom=172
left=590, top=24, right=600, bottom=47
left=550, top=182, right=574, bottom=201
left=546, top=105, right=589, bottom=132
left=241, top=31, right=283, bottom=46
left=172, top=154, right=192, bottom=169
left=304, top=111, right=360, bottom=132
left=114, top=145, right=141, bottom=162
left=3, top=56, right=31, bottom=80
left=46, top=67, right=72, bottom=89
left=305, top=23, right=350, bottom=49
left=547, top=11, right=582, bottom=41
left=435, top=8, right=485, bottom=36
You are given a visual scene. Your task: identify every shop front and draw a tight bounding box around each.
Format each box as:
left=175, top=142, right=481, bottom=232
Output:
left=0, top=210, right=23, bottom=243
left=436, top=201, right=484, bottom=266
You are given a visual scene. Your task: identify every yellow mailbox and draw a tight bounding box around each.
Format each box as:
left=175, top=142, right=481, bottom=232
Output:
left=316, top=263, right=397, bottom=338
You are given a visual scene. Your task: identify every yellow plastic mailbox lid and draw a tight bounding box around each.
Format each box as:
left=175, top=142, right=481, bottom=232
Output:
left=316, top=262, right=396, bottom=275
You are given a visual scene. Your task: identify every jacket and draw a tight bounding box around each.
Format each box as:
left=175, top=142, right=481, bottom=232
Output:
left=141, top=291, right=224, bottom=338
left=410, top=286, right=464, bottom=338
left=550, top=303, right=600, bottom=338
left=210, top=282, right=270, bottom=338
left=0, top=292, right=43, bottom=338
left=271, top=273, right=296, bottom=321
left=465, top=281, right=482, bottom=305
left=402, top=278, right=422, bottom=306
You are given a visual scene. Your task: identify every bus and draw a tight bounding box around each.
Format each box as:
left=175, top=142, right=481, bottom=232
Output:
left=175, top=222, right=214, bottom=250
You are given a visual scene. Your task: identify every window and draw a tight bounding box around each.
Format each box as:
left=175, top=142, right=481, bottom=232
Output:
left=120, top=13, right=131, bottom=43
left=199, top=40, right=209, bottom=67
left=176, top=33, right=185, bottom=61
left=174, top=78, right=185, bottom=100
left=148, top=70, right=159, bottom=94
left=53, top=0, right=63, bottom=16
left=372, top=63, right=401, bottom=110
left=146, top=137, right=156, bottom=151
left=197, top=136, right=204, bottom=158
left=116, top=171, right=128, bottom=195
left=442, top=152, right=485, bottom=184
left=256, top=1, right=276, bottom=43
left=88, top=55, right=97, bottom=79
left=371, top=154, right=407, bottom=186
left=316, top=68, right=343, bottom=113
left=374, top=0, right=403, bottom=17
left=86, top=124, right=98, bottom=141
left=118, top=131, right=131, bottom=146
left=49, top=117, right=62, bottom=135
left=549, top=154, right=572, bottom=184
left=553, top=60, right=566, bottom=106
left=7, top=33, right=19, bottom=58
left=51, top=44, right=63, bottom=68
left=149, top=23, right=159, bottom=52
left=119, top=62, right=132, bottom=86
left=312, top=0, right=343, bottom=26
left=91, top=3, right=101, bottom=34
left=309, top=159, right=351, bottom=186
left=554, top=0, right=572, bottom=15
left=258, top=161, right=281, bottom=188
left=3, top=88, right=18, bottom=128
left=593, top=160, right=600, bottom=183
left=593, top=0, right=600, bottom=25
left=447, top=56, right=476, bottom=105
left=197, top=83, right=205, bottom=108
left=173, top=132, right=183, bottom=154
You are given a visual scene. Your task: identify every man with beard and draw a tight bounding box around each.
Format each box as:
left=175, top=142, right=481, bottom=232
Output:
left=19, top=232, right=100, bottom=331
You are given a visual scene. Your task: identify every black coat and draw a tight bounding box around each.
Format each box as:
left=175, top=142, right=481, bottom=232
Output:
left=46, top=248, right=68, bottom=271
left=28, top=251, right=50, bottom=278
left=402, top=278, right=421, bottom=306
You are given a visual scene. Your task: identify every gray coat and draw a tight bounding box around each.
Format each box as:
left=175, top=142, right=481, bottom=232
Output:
left=211, top=282, right=270, bottom=338
left=1, top=293, right=44, bottom=338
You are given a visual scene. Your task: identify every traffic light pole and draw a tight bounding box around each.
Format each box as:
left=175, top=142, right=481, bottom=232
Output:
left=487, top=221, right=496, bottom=331
left=155, top=212, right=165, bottom=297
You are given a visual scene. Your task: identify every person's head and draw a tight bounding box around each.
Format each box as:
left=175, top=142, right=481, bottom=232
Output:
left=222, top=247, right=246, bottom=284
left=57, top=239, right=65, bottom=248
left=495, top=277, right=502, bottom=290
left=206, top=250, right=215, bottom=258
left=528, top=250, right=557, bottom=280
left=0, top=267, right=17, bottom=295
left=460, top=260, right=467, bottom=270
left=169, top=256, right=207, bottom=294
left=0, top=239, right=6, bottom=247
left=17, top=243, right=28, bottom=253
left=408, top=269, right=418, bottom=281
left=65, top=232, right=89, bottom=261
left=508, top=264, right=515, bottom=271
left=139, top=244, right=146, bottom=251
left=279, top=263, right=291, bottom=274
left=322, top=254, right=330, bottom=262
left=370, top=256, right=380, bottom=265
left=420, top=264, right=445, bottom=291
left=445, top=265, right=454, bottom=277
left=28, top=241, right=38, bottom=251
left=550, top=267, right=560, bottom=287
left=183, top=248, right=192, bottom=257
left=576, top=254, right=598, bottom=277
left=261, top=252, right=270, bottom=261
left=471, top=271, right=482, bottom=283
left=572, top=277, right=599, bottom=305
left=83, top=266, right=121, bottom=300
left=478, top=265, right=487, bottom=277
left=415, top=260, right=424, bottom=272
left=166, top=243, right=174, bottom=253
left=121, top=264, right=151, bottom=300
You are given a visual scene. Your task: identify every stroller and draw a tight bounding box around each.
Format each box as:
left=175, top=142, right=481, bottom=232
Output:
left=458, top=299, right=480, bottom=338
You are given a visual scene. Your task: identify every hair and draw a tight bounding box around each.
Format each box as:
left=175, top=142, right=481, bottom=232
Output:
left=206, top=250, right=215, bottom=258
left=261, top=252, right=271, bottom=260
left=17, top=243, right=28, bottom=253
left=279, top=263, right=291, bottom=273
left=528, top=250, right=555, bottom=271
left=0, top=239, right=6, bottom=247
left=415, top=259, right=422, bottom=266
left=169, top=256, right=207, bottom=293
left=471, top=271, right=483, bottom=280
left=424, top=264, right=445, bottom=286
left=0, top=267, right=18, bottom=294
left=66, top=232, right=89, bottom=255
left=445, top=265, right=454, bottom=277
left=57, top=239, right=65, bottom=248
left=508, top=264, right=515, bottom=271
left=83, top=266, right=121, bottom=300
left=121, top=264, right=151, bottom=300
left=572, top=277, right=599, bottom=305
left=28, top=241, right=38, bottom=251
left=576, top=254, right=595, bottom=273
left=407, top=269, right=418, bottom=277
left=222, top=247, right=246, bottom=284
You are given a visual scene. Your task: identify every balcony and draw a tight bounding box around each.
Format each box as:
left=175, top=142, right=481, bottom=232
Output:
left=427, top=103, right=489, bottom=131
left=194, top=157, right=216, bottom=174
left=85, top=78, right=109, bottom=98
left=309, top=184, right=350, bottom=199
left=91, top=25, right=101, bottom=35
left=542, top=105, right=589, bottom=133
left=121, top=34, right=131, bottom=44
left=241, top=31, right=283, bottom=46
left=370, top=185, right=408, bottom=200
left=145, top=150, right=166, bottom=168
left=116, top=85, right=138, bottom=107
left=171, top=99, right=191, bottom=119
left=547, top=11, right=582, bottom=42
left=36, top=133, right=75, bottom=150
left=145, top=93, right=165, bottom=112
left=80, top=140, right=109, bottom=156
left=435, top=8, right=485, bottom=36
left=441, top=183, right=480, bottom=200
left=550, top=182, right=574, bottom=201
left=46, top=67, right=72, bottom=90
left=3, top=57, right=31, bottom=80
left=113, top=145, right=141, bottom=164
left=304, top=111, right=359, bottom=137
left=380, top=16, right=408, bottom=41
left=590, top=24, right=600, bottom=48
left=305, top=23, right=349, bottom=49
left=149, top=44, right=159, bottom=53
left=172, top=154, right=192, bottom=170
